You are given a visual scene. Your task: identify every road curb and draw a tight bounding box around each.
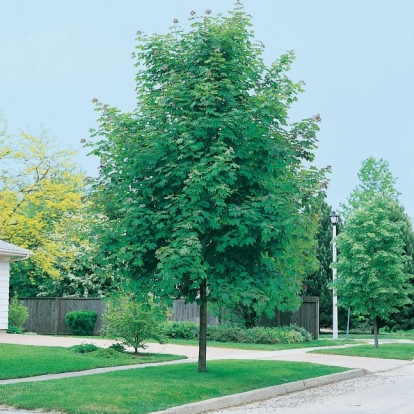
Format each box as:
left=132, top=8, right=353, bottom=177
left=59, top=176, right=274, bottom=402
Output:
left=148, top=369, right=368, bottom=414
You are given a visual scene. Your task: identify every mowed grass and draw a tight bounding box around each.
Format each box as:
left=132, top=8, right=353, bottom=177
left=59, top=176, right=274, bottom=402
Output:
left=311, top=343, right=414, bottom=360
left=0, top=360, right=347, bottom=414
left=0, top=344, right=186, bottom=380
left=382, top=330, right=414, bottom=341
left=165, top=338, right=351, bottom=350
left=319, top=329, right=414, bottom=342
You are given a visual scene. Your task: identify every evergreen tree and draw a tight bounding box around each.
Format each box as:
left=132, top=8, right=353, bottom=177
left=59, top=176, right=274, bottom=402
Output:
left=303, top=201, right=333, bottom=327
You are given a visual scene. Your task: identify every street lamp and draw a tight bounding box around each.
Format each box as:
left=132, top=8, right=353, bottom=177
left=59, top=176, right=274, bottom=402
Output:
left=329, top=211, right=339, bottom=340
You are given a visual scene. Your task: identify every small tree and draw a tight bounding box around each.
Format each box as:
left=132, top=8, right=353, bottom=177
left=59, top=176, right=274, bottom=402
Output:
left=341, top=157, right=414, bottom=332
left=102, top=293, right=168, bottom=354
left=335, top=195, right=412, bottom=347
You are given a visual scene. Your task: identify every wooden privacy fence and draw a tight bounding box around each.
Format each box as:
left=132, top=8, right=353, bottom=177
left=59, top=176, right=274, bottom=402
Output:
left=21, top=296, right=319, bottom=338
left=171, top=299, right=219, bottom=326
left=256, top=296, right=319, bottom=339
left=21, top=298, right=105, bottom=336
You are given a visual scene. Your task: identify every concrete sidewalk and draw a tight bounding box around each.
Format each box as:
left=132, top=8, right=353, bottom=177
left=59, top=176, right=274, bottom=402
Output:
left=0, top=333, right=413, bottom=414
left=1, top=332, right=411, bottom=373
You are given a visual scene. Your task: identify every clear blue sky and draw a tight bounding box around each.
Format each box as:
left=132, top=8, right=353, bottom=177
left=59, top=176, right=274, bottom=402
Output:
left=1, top=0, right=413, bottom=219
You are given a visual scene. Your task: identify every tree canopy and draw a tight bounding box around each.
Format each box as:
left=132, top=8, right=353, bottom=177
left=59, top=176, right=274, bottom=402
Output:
left=89, top=7, right=327, bottom=371
left=342, top=157, right=400, bottom=216
left=335, top=195, right=412, bottom=346
left=303, top=200, right=347, bottom=329
left=337, top=157, right=414, bottom=344
left=0, top=117, right=97, bottom=297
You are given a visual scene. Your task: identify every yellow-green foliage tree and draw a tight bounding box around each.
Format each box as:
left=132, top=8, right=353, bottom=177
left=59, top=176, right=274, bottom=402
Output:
left=0, top=117, right=89, bottom=296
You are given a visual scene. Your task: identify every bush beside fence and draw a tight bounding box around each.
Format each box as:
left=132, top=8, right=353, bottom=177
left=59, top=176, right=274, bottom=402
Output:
left=20, top=298, right=104, bottom=335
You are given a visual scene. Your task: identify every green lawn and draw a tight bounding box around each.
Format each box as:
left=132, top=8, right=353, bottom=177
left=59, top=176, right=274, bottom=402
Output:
left=319, top=329, right=414, bottom=342
left=311, top=343, right=414, bottom=360
left=163, top=337, right=350, bottom=350
left=0, top=344, right=186, bottom=380
left=383, top=330, right=414, bottom=341
left=0, top=360, right=347, bottom=414
left=57, top=335, right=354, bottom=350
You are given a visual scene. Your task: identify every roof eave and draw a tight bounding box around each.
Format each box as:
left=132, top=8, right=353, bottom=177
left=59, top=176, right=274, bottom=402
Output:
left=9, top=253, right=31, bottom=262
left=0, top=251, right=32, bottom=262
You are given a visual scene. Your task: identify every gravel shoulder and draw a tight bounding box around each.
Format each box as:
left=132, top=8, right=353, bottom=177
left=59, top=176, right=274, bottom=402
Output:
left=211, top=363, right=414, bottom=414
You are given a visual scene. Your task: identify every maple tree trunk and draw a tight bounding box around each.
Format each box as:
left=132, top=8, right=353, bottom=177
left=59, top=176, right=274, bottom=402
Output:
left=198, top=279, right=207, bottom=372
left=373, top=317, right=379, bottom=348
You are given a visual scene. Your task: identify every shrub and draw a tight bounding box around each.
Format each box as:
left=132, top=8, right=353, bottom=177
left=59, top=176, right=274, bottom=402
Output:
left=276, top=326, right=305, bottom=344
left=93, top=348, right=127, bottom=359
left=6, top=325, right=23, bottom=334
left=352, top=318, right=373, bottom=334
left=205, top=324, right=312, bottom=344
left=102, top=292, right=169, bottom=354
left=108, top=343, right=126, bottom=353
left=65, top=310, right=98, bottom=336
left=160, top=322, right=199, bottom=339
left=207, top=326, right=246, bottom=342
left=243, top=327, right=280, bottom=344
left=8, top=296, right=29, bottom=331
left=289, top=324, right=313, bottom=342
left=69, top=343, right=100, bottom=353
left=153, top=320, right=313, bottom=345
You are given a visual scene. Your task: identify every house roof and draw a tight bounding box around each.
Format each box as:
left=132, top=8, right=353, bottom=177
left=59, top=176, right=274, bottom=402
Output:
left=0, top=239, right=32, bottom=261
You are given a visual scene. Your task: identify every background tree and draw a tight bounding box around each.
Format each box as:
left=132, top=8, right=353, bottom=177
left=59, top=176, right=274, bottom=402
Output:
left=343, top=157, right=400, bottom=215
left=335, top=195, right=412, bottom=347
left=89, top=7, right=327, bottom=371
left=36, top=237, right=117, bottom=298
left=303, top=200, right=347, bottom=329
left=0, top=118, right=95, bottom=297
left=341, top=157, right=414, bottom=331
left=392, top=216, right=414, bottom=330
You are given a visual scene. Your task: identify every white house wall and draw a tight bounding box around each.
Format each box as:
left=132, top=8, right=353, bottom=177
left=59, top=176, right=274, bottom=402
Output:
left=0, top=257, right=10, bottom=330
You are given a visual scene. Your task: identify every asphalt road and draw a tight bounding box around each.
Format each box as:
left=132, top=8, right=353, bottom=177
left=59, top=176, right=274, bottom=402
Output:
left=213, top=363, right=414, bottom=414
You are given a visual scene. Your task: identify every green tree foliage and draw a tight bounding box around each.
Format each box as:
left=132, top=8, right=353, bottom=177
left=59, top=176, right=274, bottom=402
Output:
left=36, top=237, right=117, bottom=299
left=89, top=7, right=326, bottom=371
left=102, top=293, right=168, bottom=354
left=8, top=296, right=29, bottom=332
left=335, top=195, right=412, bottom=347
left=0, top=118, right=85, bottom=295
left=393, top=216, right=414, bottom=330
left=342, top=157, right=414, bottom=331
left=303, top=201, right=350, bottom=331
left=65, top=310, right=98, bottom=336
left=344, top=157, right=400, bottom=215
left=0, top=116, right=113, bottom=298
left=303, top=201, right=334, bottom=328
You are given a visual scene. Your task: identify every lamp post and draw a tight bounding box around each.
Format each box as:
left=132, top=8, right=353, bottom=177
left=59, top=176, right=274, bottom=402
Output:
left=329, top=211, right=339, bottom=340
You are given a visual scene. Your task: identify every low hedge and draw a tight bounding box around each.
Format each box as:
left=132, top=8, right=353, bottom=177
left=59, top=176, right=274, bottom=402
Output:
left=161, top=322, right=312, bottom=344
left=65, top=310, right=98, bottom=336
left=159, top=321, right=199, bottom=340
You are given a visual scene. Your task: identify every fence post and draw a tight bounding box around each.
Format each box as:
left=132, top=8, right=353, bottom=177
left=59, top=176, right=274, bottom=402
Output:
left=54, top=297, right=59, bottom=335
